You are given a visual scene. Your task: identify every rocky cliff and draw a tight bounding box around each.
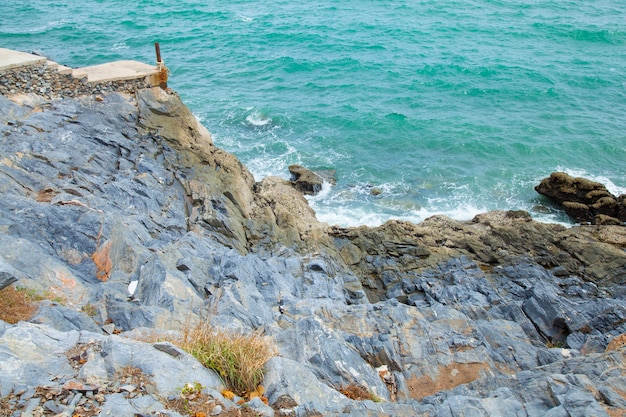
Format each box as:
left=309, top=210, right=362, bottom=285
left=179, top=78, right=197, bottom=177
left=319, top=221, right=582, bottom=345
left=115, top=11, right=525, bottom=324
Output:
left=1, top=85, right=625, bottom=416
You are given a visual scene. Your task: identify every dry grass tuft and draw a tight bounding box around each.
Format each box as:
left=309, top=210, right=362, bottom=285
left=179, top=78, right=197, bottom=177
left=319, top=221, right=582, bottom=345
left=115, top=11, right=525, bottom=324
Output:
left=339, top=383, right=380, bottom=402
left=0, top=285, right=38, bottom=324
left=175, top=320, right=276, bottom=397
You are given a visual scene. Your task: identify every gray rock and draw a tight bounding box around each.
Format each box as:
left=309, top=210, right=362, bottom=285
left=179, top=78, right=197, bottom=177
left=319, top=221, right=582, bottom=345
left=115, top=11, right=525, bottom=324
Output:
left=247, top=397, right=275, bottom=417
left=264, top=357, right=349, bottom=411
left=97, top=393, right=136, bottom=416
left=31, top=304, right=101, bottom=333
left=129, top=394, right=172, bottom=414
left=480, top=388, right=527, bottom=417
left=2, top=86, right=626, bottom=417
left=598, top=385, right=626, bottom=408
left=0, top=257, right=19, bottom=291
left=276, top=317, right=390, bottom=401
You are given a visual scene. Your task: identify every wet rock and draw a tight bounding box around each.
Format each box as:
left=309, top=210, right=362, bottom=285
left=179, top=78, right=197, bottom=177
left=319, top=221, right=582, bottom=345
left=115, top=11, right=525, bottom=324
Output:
left=288, top=164, right=325, bottom=195
left=535, top=172, right=612, bottom=205
left=536, top=172, right=625, bottom=224
left=563, top=201, right=592, bottom=222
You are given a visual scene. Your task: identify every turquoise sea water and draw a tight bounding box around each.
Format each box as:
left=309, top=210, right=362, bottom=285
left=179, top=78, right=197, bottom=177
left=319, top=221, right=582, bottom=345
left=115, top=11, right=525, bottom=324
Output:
left=2, top=1, right=625, bottom=226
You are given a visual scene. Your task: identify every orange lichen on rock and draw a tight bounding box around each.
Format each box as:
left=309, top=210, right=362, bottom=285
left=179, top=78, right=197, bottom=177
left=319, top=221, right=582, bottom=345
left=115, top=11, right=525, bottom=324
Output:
left=91, top=240, right=112, bottom=281
left=221, top=389, right=236, bottom=401
left=606, top=334, right=626, bottom=352
left=407, top=362, right=489, bottom=400
left=245, top=385, right=268, bottom=404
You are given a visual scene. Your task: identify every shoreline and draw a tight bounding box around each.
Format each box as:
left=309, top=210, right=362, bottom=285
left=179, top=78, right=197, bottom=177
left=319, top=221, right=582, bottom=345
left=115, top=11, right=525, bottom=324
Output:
left=1, top=48, right=626, bottom=416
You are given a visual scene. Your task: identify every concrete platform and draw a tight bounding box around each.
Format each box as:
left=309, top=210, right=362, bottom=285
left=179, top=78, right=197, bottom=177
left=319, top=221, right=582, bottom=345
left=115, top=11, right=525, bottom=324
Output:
left=0, top=48, right=46, bottom=71
left=72, top=60, right=158, bottom=83
left=1, top=47, right=159, bottom=84
left=47, top=61, right=73, bottom=75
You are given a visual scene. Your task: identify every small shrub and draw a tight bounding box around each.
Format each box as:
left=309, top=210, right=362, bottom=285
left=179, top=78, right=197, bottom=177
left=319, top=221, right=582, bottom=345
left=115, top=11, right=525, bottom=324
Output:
left=81, top=303, right=98, bottom=317
left=546, top=339, right=564, bottom=349
left=0, top=286, right=37, bottom=324
left=19, top=286, right=66, bottom=305
left=175, top=320, right=276, bottom=396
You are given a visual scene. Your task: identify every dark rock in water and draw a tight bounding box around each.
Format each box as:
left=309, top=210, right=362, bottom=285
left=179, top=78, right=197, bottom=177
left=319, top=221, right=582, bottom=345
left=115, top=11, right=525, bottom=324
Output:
left=535, top=172, right=612, bottom=205
left=536, top=172, right=625, bottom=224
left=563, top=201, right=593, bottom=223
left=288, top=164, right=325, bottom=195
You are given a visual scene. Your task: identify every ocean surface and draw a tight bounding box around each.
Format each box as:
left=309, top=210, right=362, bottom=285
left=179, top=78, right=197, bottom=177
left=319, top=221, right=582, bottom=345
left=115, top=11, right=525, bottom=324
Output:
left=2, top=0, right=625, bottom=227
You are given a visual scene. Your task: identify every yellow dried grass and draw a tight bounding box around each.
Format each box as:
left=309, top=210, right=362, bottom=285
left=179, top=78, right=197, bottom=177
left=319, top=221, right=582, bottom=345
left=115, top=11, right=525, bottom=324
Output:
left=0, top=285, right=37, bottom=324
left=174, top=319, right=276, bottom=397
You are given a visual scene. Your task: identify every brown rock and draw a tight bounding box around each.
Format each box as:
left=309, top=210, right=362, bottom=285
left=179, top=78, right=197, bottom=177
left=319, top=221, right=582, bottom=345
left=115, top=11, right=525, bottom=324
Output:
left=618, top=195, right=626, bottom=221
left=562, top=201, right=592, bottom=223
left=593, top=214, right=623, bottom=226
left=535, top=172, right=613, bottom=205
left=288, top=164, right=324, bottom=195
left=591, top=196, right=618, bottom=217
left=535, top=172, right=624, bottom=224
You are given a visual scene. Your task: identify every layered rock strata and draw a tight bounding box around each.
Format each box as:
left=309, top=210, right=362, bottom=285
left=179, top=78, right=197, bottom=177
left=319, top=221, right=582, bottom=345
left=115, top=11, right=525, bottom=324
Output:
left=0, top=84, right=625, bottom=416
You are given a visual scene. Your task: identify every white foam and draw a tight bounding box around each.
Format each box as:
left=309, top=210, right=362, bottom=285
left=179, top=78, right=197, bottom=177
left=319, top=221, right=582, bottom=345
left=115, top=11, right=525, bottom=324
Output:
left=310, top=193, right=488, bottom=228
left=192, top=112, right=204, bottom=123
left=305, top=181, right=334, bottom=201
left=245, top=110, right=272, bottom=127
left=111, top=42, right=129, bottom=51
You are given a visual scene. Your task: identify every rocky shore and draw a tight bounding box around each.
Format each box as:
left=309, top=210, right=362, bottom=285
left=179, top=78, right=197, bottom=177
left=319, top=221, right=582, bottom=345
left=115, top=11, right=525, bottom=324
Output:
left=1, top=70, right=625, bottom=416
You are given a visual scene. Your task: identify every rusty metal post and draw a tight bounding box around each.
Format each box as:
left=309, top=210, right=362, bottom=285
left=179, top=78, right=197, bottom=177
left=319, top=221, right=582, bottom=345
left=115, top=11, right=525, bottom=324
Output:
left=155, top=42, right=162, bottom=64
left=154, top=42, right=168, bottom=89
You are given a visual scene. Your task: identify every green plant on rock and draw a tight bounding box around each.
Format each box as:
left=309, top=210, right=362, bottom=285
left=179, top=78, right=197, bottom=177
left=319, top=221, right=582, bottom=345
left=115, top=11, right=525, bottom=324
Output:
left=180, top=381, right=205, bottom=396
left=546, top=339, right=564, bottom=349
left=19, top=286, right=66, bottom=305
left=81, top=303, right=98, bottom=317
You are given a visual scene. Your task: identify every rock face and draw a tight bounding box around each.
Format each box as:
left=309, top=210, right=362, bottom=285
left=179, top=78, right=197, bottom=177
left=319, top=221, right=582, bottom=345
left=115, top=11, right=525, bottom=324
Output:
left=536, top=172, right=626, bottom=224
left=1, top=87, right=626, bottom=417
